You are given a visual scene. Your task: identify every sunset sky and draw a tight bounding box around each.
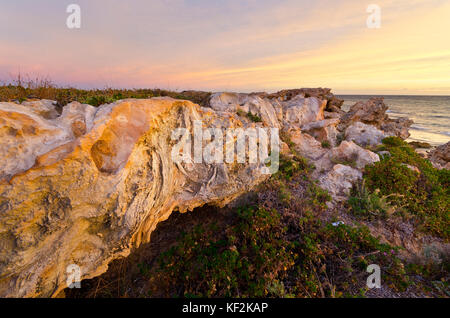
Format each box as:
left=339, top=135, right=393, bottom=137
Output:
left=1, top=0, right=450, bottom=94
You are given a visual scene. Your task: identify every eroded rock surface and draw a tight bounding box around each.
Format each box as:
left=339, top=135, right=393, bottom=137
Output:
left=428, top=141, right=450, bottom=169
left=0, top=90, right=415, bottom=297
left=318, top=164, right=362, bottom=201
left=345, top=121, right=389, bottom=147
left=0, top=98, right=271, bottom=297
left=339, top=97, right=413, bottom=139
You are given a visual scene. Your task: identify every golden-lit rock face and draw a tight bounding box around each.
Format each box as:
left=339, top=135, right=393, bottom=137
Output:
left=0, top=93, right=404, bottom=297
left=0, top=98, right=271, bottom=297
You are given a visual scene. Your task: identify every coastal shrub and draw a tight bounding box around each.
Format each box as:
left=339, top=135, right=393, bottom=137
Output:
left=153, top=206, right=294, bottom=297
left=294, top=222, right=409, bottom=296
left=362, top=137, right=449, bottom=238
left=275, top=154, right=309, bottom=181
left=0, top=79, right=211, bottom=107
left=348, top=181, right=396, bottom=220
left=147, top=205, right=406, bottom=298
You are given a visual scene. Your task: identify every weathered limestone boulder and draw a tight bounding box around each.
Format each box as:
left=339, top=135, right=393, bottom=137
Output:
left=220, top=91, right=328, bottom=130
left=339, top=97, right=413, bottom=139
left=318, top=164, right=362, bottom=202
left=287, top=129, right=327, bottom=161
left=280, top=95, right=327, bottom=127
left=428, top=142, right=450, bottom=169
left=340, top=97, right=388, bottom=125
left=21, top=99, right=61, bottom=119
left=330, top=141, right=380, bottom=170
left=209, top=92, right=243, bottom=112
left=313, top=141, right=380, bottom=173
left=0, top=98, right=271, bottom=297
left=345, top=121, right=389, bottom=147
left=380, top=117, right=414, bottom=140
left=302, top=118, right=340, bottom=147
left=0, top=101, right=95, bottom=180
left=209, top=92, right=280, bottom=128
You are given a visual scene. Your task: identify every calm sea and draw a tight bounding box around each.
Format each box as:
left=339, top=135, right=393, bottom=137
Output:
left=337, top=95, right=450, bottom=146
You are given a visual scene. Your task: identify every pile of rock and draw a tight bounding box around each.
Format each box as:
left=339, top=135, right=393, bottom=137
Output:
left=208, top=91, right=413, bottom=201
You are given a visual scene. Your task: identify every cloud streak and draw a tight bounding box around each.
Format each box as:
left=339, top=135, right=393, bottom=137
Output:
left=1, top=0, right=449, bottom=94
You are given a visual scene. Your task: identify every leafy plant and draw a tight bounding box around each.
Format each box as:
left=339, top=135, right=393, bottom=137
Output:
left=363, top=137, right=449, bottom=238
left=321, top=140, right=331, bottom=149
left=349, top=180, right=397, bottom=220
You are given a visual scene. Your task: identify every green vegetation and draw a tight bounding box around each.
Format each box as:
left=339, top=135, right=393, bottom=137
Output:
left=350, top=137, right=449, bottom=239
left=348, top=181, right=396, bottom=220
left=152, top=206, right=294, bottom=297
left=246, top=112, right=262, bottom=123
left=236, top=110, right=262, bottom=123
left=143, top=205, right=409, bottom=298
left=321, top=140, right=331, bottom=149
left=275, top=154, right=309, bottom=181
left=0, top=76, right=211, bottom=107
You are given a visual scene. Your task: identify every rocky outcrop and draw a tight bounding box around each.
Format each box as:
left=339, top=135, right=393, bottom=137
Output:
left=318, top=164, right=362, bottom=201
left=0, top=89, right=413, bottom=297
left=263, top=88, right=344, bottom=113
left=287, top=128, right=327, bottom=161
left=307, top=141, right=380, bottom=199
left=428, top=142, right=450, bottom=169
left=279, top=95, right=327, bottom=127
left=339, top=97, right=413, bottom=139
left=302, top=118, right=340, bottom=147
left=209, top=92, right=280, bottom=128
left=0, top=98, right=271, bottom=297
left=329, top=141, right=380, bottom=170
left=345, top=121, right=388, bottom=147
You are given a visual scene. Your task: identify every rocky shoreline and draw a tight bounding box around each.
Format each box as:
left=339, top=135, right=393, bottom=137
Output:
left=0, top=88, right=448, bottom=297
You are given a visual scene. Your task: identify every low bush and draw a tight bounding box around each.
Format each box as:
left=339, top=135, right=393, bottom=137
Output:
left=356, top=137, right=449, bottom=239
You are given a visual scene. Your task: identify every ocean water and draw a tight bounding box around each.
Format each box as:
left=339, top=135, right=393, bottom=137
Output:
left=337, top=95, right=450, bottom=146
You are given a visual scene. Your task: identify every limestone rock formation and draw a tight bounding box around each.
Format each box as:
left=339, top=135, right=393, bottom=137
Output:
left=0, top=89, right=413, bottom=297
left=310, top=141, right=380, bottom=200
left=0, top=98, right=271, bottom=297
left=288, top=128, right=327, bottom=161
left=339, top=97, right=413, bottom=139
left=345, top=121, right=389, bottom=147
left=302, top=118, right=340, bottom=147
left=428, top=141, right=450, bottom=169
left=279, top=95, right=327, bottom=127
left=263, top=88, right=344, bottom=113
left=209, top=92, right=280, bottom=128
left=329, top=141, right=380, bottom=170
left=318, top=164, right=362, bottom=201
